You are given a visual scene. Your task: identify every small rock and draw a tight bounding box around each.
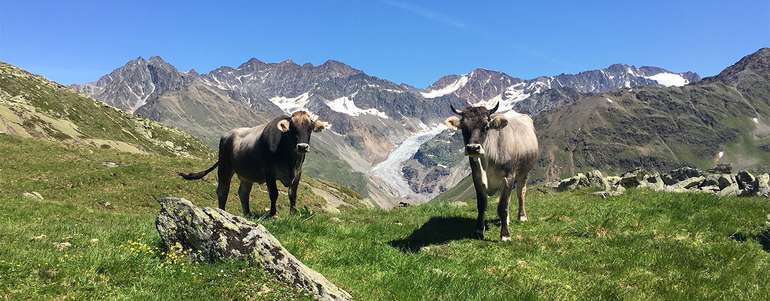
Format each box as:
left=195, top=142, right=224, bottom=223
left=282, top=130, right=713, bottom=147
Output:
left=663, top=167, right=703, bottom=185
left=30, top=234, right=47, bottom=241
left=593, top=190, right=623, bottom=198
left=668, top=176, right=705, bottom=191
left=102, top=161, right=119, bottom=168
left=587, top=170, right=611, bottom=191
left=700, top=185, right=721, bottom=193
left=22, top=192, right=44, bottom=201
left=557, top=173, right=589, bottom=191
left=640, top=172, right=666, bottom=191
left=718, top=183, right=740, bottom=197
left=606, top=176, right=621, bottom=187
left=736, top=170, right=757, bottom=196
left=54, top=242, right=71, bottom=251
left=619, top=169, right=647, bottom=188
left=757, top=174, right=770, bottom=197
left=448, top=201, right=468, bottom=207
left=717, top=174, right=736, bottom=190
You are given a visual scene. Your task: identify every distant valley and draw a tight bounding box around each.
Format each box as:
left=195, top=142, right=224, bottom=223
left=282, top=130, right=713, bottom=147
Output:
left=67, top=48, right=770, bottom=208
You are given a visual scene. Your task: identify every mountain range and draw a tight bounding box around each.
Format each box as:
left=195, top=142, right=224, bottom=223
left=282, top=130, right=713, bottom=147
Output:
left=69, top=49, right=770, bottom=208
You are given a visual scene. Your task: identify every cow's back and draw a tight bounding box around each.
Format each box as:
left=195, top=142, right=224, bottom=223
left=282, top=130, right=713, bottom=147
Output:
left=482, top=112, right=539, bottom=176
left=224, top=125, right=268, bottom=182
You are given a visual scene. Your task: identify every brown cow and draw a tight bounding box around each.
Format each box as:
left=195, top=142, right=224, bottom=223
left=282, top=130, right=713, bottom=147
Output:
left=179, top=111, right=329, bottom=216
left=445, top=103, right=539, bottom=240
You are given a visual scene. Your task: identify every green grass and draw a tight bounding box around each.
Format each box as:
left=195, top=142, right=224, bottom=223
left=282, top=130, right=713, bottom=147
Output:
left=3, top=134, right=770, bottom=300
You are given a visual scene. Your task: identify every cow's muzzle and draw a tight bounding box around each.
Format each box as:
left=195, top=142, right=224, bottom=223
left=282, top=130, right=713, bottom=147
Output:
left=296, top=143, right=310, bottom=153
left=465, top=144, right=484, bottom=157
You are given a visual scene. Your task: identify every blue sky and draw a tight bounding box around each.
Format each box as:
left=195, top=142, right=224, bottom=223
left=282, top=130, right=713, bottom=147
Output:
left=1, top=0, right=768, bottom=87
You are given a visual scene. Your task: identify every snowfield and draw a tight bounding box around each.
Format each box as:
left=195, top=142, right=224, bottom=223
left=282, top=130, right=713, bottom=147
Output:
left=269, top=92, right=311, bottom=114
left=420, top=75, right=469, bottom=99
left=325, top=96, right=389, bottom=119
left=644, top=73, right=689, bottom=87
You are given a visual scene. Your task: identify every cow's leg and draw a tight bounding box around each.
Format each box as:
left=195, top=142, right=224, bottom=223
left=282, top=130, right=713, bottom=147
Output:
left=288, top=178, right=300, bottom=215
left=216, top=165, right=234, bottom=210
left=266, top=178, right=279, bottom=217
left=237, top=179, right=253, bottom=217
left=498, top=176, right=514, bottom=241
left=516, top=176, right=529, bottom=222
left=469, top=158, right=488, bottom=238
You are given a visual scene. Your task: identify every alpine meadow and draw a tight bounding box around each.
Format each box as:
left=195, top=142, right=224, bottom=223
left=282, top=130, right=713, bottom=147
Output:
left=2, top=1, right=770, bottom=300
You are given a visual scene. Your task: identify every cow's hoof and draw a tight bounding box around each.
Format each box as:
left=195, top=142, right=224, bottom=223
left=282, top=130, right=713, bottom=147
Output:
left=501, top=236, right=511, bottom=242
left=289, top=208, right=298, bottom=215
left=518, top=215, right=528, bottom=222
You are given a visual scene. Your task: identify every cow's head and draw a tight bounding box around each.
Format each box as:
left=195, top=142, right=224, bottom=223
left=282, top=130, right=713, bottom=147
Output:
left=444, top=102, right=508, bottom=157
left=276, top=111, right=330, bottom=153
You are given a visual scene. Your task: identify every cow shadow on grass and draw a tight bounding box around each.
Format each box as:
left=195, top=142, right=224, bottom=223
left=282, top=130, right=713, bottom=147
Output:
left=389, top=216, right=497, bottom=253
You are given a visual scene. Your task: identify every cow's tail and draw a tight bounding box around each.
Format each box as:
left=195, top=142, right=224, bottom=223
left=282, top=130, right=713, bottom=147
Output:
left=178, top=161, right=219, bottom=180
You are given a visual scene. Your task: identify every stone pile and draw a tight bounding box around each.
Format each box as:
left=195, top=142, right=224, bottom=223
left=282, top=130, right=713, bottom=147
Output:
left=555, top=166, right=770, bottom=198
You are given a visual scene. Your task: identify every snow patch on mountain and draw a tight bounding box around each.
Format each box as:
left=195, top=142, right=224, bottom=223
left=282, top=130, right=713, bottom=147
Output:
left=269, top=92, right=311, bottom=114
left=644, top=73, right=689, bottom=87
left=421, top=75, right=469, bottom=98
left=475, top=82, right=532, bottom=112
left=326, top=96, right=389, bottom=118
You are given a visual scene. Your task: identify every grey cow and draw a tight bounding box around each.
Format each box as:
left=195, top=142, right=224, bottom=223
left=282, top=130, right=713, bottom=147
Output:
left=445, top=103, right=539, bottom=240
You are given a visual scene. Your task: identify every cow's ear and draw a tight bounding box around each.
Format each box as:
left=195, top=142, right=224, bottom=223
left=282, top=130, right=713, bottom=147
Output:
left=313, top=120, right=330, bottom=132
left=489, top=115, right=508, bottom=129
left=277, top=119, right=290, bottom=133
left=444, top=116, right=460, bottom=130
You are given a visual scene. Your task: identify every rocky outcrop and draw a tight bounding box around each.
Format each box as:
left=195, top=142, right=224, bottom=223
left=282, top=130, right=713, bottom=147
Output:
left=155, top=197, right=351, bottom=301
left=555, top=166, right=770, bottom=199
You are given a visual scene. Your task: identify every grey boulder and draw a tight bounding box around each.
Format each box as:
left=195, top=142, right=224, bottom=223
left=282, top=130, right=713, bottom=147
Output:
left=155, top=197, right=352, bottom=301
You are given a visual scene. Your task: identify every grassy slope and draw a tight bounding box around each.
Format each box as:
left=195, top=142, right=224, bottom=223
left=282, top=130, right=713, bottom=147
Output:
left=0, top=135, right=361, bottom=300
left=4, top=135, right=770, bottom=300
left=270, top=191, right=770, bottom=300
left=0, top=62, right=211, bottom=158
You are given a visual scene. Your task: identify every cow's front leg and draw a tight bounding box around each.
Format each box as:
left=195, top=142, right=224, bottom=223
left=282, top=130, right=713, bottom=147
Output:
left=288, top=159, right=305, bottom=215
left=469, top=157, right=488, bottom=239
left=237, top=179, right=253, bottom=217
left=498, top=177, right=514, bottom=241
left=266, top=178, right=279, bottom=217
left=288, top=175, right=301, bottom=215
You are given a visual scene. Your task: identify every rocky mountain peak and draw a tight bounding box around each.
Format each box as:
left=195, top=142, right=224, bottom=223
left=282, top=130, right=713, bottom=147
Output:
left=319, top=59, right=361, bottom=77
left=709, top=48, right=770, bottom=82
left=237, top=58, right=268, bottom=71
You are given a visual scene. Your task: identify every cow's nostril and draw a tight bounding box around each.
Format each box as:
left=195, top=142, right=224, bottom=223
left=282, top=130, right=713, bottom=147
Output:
left=297, top=143, right=310, bottom=152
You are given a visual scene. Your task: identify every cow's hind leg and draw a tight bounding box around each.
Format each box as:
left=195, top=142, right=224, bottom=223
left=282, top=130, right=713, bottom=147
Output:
left=266, top=178, right=279, bottom=217
left=516, top=176, right=529, bottom=222
left=216, top=165, right=234, bottom=211
left=497, top=176, right=514, bottom=241
left=237, top=178, right=253, bottom=217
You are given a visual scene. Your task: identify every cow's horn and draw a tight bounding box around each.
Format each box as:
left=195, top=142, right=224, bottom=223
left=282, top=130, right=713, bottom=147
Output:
left=450, top=104, right=463, bottom=115
left=488, top=102, right=499, bottom=114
